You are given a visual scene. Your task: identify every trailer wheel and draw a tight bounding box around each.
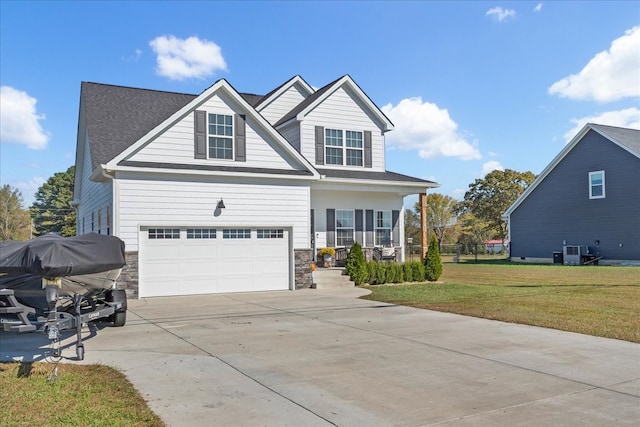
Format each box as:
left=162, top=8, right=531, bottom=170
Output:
left=106, top=289, right=127, bottom=327
left=112, top=311, right=126, bottom=327
left=76, top=344, right=84, bottom=361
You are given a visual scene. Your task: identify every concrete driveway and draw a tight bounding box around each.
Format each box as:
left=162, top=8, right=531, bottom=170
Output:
left=1, top=287, right=639, bottom=426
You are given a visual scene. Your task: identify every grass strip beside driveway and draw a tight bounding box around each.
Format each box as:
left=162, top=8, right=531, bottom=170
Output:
left=362, top=262, right=640, bottom=343
left=0, top=362, right=165, bottom=427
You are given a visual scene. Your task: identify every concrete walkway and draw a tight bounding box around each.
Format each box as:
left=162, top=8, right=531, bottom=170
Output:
left=1, top=287, right=639, bottom=426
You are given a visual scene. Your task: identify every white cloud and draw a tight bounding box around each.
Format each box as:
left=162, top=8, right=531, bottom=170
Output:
left=549, top=26, right=640, bottom=102
left=122, top=48, right=142, bottom=62
left=481, top=160, right=505, bottom=176
left=533, top=3, right=543, bottom=12
left=382, top=97, right=481, bottom=161
left=486, top=7, right=516, bottom=22
left=149, top=35, right=227, bottom=81
left=563, top=107, right=640, bottom=142
left=0, top=86, right=49, bottom=149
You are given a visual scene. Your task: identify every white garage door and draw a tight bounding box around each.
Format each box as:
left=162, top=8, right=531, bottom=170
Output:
left=139, top=227, right=290, bottom=297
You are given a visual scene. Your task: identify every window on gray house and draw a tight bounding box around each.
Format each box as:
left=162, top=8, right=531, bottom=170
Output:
left=208, top=114, right=233, bottom=159
left=589, top=171, right=605, bottom=199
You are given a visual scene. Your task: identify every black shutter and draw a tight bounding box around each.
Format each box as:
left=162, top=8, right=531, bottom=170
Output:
left=392, top=210, right=400, bottom=246
left=365, top=209, right=374, bottom=247
left=315, top=126, right=325, bottom=165
left=326, top=209, right=335, bottom=247
left=364, top=130, right=372, bottom=168
left=194, top=110, right=207, bottom=159
left=235, top=114, right=246, bottom=162
left=355, top=209, right=363, bottom=245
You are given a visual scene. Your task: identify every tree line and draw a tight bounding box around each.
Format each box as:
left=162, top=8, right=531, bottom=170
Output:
left=406, top=169, right=536, bottom=253
left=1, top=166, right=536, bottom=243
left=1, top=166, right=76, bottom=240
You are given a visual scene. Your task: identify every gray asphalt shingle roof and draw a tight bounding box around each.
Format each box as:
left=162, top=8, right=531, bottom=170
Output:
left=82, top=82, right=271, bottom=169
left=317, top=168, right=436, bottom=185
left=82, top=82, right=196, bottom=169
left=80, top=78, right=431, bottom=186
left=590, top=123, right=640, bottom=157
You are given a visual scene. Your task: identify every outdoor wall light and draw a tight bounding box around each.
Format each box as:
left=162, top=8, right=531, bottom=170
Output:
left=217, top=199, right=225, bottom=209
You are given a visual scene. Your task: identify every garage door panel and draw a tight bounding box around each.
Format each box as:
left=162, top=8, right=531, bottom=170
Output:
left=140, top=227, right=290, bottom=297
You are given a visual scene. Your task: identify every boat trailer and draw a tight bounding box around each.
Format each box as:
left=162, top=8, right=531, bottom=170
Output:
left=0, top=286, right=126, bottom=361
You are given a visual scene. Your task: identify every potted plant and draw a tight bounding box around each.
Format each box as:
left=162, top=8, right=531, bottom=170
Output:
left=318, top=247, right=336, bottom=268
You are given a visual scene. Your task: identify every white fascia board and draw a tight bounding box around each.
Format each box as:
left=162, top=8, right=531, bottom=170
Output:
left=255, top=75, right=314, bottom=112
left=89, top=164, right=113, bottom=182
left=312, top=178, right=438, bottom=195
left=296, top=76, right=394, bottom=132
left=503, top=123, right=594, bottom=219
left=107, top=164, right=316, bottom=182
left=107, top=79, right=320, bottom=179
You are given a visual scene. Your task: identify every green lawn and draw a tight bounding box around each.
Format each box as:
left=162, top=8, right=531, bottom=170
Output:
left=362, top=262, right=640, bottom=343
left=0, top=362, right=165, bottom=427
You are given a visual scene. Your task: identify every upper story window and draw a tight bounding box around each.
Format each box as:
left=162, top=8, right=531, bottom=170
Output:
left=335, top=210, right=354, bottom=246
left=208, top=114, right=233, bottom=160
left=375, top=211, right=392, bottom=246
left=325, top=129, right=363, bottom=166
left=589, top=171, right=605, bottom=199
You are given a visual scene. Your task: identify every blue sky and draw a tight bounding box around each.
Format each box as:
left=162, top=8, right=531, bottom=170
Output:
left=1, top=1, right=639, bottom=207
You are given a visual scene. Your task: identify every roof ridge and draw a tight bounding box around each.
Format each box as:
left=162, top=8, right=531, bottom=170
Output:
left=82, top=81, right=197, bottom=97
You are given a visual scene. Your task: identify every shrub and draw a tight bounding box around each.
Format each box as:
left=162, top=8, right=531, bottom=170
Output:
left=424, top=235, right=443, bottom=281
left=385, top=263, right=396, bottom=283
left=375, top=261, right=387, bottom=285
left=366, top=261, right=378, bottom=285
left=391, top=263, right=404, bottom=283
left=345, top=242, right=368, bottom=286
left=403, top=262, right=414, bottom=282
left=411, top=261, right=425, bottom=282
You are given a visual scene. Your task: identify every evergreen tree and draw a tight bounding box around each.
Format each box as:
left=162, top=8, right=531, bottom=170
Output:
left=424, top=235, right=443, bottom=281
left=30, top=166, right=76, bottom=236
left=345, top=242, right=368, bottom=286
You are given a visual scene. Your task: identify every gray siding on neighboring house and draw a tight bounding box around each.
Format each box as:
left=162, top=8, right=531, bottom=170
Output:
left=510, top=129, right=640, bottom=261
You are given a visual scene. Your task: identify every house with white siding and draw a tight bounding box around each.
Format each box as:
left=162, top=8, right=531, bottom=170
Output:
left=73, top=75, right=438, bottom=298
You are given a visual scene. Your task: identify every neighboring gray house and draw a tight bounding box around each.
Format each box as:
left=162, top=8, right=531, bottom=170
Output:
left=72, top=75, right=438, bottom=297
left=503, top=123, right=640, bottom=265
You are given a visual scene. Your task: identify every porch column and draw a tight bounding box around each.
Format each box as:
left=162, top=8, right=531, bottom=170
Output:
left=420, top=192, right=428, bottom=260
